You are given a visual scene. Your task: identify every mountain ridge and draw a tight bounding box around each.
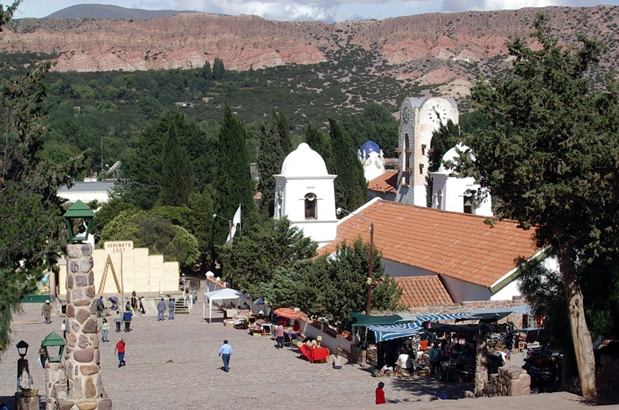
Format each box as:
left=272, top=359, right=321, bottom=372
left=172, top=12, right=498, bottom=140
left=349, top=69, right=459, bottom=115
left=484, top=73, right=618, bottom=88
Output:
left=3, top=5, right=619, bottom=99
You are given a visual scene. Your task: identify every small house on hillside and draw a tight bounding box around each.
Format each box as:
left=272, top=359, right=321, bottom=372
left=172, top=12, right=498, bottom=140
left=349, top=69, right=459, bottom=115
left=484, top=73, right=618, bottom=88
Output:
left=319, top=198, right=547, bottom=308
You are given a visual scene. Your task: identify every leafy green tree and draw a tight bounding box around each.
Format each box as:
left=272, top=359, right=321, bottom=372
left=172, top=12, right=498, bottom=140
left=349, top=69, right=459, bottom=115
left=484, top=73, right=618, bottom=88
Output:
left=101, top=210, right=200, bottom=267
left=0, top=1, right=87, bottom=355
left=91, top=199, right=139, bottom=243
left=329, top=118, right=367, bottom=212
left=218, top=217, right=317, bottom=296
left=117, top=109, right=212, bottom=209
left=457, top=15, right=619, bottom=397
left=429, top=119, right=461, bottom=172
left=340, top=102, right=399, bottom=157
left=159, top=126, right=195, bottom=206
left=213, top=103, right=255, bottom=245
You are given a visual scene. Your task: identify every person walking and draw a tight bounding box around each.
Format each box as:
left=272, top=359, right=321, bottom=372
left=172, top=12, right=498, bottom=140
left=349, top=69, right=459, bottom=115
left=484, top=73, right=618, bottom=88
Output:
left=275, top=324, right=284, bottom=349
left=101, top=318, right=109, bottom=342
left=61, top=319, right=66, bottom=340
left=41, top=300, right=52, bottom=324
left=38, top=344, right=47, bottom=368
left=218, top=340, right=233, bottom=372
left=168, top=298, right=175, bottom=320
left=96, top=296, right=105, bottom=318
left=157, top=298, right=166, bottom=321
left=123, top=309, right=133, bottom=332
left=114, top=310, right=122, bottom=332
left=375, top=382, right=386, bottom=404
left=114, top=338, right=126, bottom=367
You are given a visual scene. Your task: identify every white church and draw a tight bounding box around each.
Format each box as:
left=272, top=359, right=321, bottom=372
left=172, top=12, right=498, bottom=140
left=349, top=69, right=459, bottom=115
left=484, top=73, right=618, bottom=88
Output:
left=272, top=97, right=543, bottom=307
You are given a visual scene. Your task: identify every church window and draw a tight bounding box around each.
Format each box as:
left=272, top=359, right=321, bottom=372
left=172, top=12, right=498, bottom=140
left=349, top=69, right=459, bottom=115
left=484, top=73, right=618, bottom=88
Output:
left=305, top=193, right=317, bottom=219
left=463, top=190, right=474, bottom=214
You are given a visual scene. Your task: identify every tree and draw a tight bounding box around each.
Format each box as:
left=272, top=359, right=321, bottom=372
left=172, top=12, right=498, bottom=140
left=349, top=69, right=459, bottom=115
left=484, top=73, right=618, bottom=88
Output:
left=212, top=103, right=255, bottom=245
left=305, top=124, right=332, bottom=170
left=429, top=119, right=461, bottom=172
left=213, top=58, right=226, bottom=80
left=201, top=60, right=212, bottom=80
left=0, top=1, right=87, bottom=355
left=340, top=102, right=399, bottom=157
left=329, top=118, right=367, bottom=212
left=457, top=15, right=619, bottom=398
left=117, top=109, right=212, bottom=209
left=159, top=126, right=195, bottom=207
left=218, top=217, right=317, bottom=296
left=101, top=210, right=200, bottom=267
left=257, top=111, right=291, bottom=217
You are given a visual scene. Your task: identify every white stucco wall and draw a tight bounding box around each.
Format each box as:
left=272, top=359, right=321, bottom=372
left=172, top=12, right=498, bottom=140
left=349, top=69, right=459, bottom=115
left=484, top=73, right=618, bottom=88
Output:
left=491, top=279, right=522, bottom=301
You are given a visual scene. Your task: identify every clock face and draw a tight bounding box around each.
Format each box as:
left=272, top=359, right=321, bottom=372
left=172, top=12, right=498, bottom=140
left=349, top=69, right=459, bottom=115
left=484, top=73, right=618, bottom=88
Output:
left=401, top=105, right=412, bottom=124
left=427, top=104, right=448, bottom=125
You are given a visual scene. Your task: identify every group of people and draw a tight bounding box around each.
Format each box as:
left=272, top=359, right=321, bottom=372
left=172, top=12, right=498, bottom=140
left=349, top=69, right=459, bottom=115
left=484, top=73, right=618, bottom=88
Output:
left=156, top=297, right=176, bottom=321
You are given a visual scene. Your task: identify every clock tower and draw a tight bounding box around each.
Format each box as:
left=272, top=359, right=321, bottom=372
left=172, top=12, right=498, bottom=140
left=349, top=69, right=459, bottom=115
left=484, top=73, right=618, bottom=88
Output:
left=396, top=97, right=458, bottom=206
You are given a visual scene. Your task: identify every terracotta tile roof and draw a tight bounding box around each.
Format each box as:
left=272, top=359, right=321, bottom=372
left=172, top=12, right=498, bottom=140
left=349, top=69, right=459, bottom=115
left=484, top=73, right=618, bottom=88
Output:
left=395, top=276, right=453, bottom=308
left=320, top=199, right=540, bottom=288
left=368, top=171, right=398, bottom=194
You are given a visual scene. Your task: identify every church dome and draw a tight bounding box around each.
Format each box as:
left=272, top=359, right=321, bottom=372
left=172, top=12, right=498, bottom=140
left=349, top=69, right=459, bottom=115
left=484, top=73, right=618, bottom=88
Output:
left=359, top=141, right=380, bottom=159
left=281, top=143, right=328, bottom=176
left=438, top=143, right=470, bottom=172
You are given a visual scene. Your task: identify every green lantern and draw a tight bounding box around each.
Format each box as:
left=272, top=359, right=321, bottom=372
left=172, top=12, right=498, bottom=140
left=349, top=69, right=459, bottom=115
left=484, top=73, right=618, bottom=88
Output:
left=63, top=200, right=95, bottom=243
left=41, top=332, right=66, bottom=363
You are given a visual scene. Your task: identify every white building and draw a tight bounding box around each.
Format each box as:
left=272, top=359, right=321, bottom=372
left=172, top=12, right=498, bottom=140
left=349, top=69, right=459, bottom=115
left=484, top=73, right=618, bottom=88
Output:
left=273, top=143, right=338, bottom=248
left=396, top=97, right=459, bottom=206
left=58, top=181, right=114, bottom=209
left=430, top=144, right=493, bottom=216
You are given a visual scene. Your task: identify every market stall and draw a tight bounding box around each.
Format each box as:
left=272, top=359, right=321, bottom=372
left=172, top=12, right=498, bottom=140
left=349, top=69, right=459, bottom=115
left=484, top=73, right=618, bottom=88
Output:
left=202, top=288, right=245, bottom=323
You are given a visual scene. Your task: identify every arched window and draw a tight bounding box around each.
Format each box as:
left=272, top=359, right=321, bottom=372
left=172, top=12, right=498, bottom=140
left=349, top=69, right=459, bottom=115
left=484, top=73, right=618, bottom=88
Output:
left=305, top=193, right=317, bottom=219
left=463, top=190, right=474, bottom=214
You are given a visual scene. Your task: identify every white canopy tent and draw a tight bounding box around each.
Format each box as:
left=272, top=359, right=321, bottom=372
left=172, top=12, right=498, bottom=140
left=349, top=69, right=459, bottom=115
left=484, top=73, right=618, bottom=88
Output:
left=202, top=288, right=245, bottom=323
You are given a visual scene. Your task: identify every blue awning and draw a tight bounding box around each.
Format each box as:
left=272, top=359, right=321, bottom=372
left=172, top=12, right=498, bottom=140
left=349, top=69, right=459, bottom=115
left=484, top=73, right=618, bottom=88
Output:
left=369, top=312, right=475, bottom=342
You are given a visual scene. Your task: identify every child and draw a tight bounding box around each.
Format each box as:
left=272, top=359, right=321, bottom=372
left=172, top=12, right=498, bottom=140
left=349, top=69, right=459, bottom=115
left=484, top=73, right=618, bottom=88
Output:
left=114, top=310, right=121, bottom=332
left=101, top=318, right=109, bottom=342
left=375, top=381, right=386, bottom=404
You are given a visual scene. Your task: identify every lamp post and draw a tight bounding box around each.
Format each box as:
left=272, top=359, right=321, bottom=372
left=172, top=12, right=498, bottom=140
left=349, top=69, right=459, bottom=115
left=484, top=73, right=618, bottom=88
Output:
left=336, top=207, right=374, bottom=315
left=41, top=332, right=66, bottom=363
left=16, top=340, right=29, bottom=386
left=62, top=200, right=95, bottom=244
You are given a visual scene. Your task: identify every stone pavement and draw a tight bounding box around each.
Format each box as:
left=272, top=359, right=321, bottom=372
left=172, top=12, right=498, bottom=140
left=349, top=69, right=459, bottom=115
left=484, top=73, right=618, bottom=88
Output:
left=0, top=300, right=607, bottom=409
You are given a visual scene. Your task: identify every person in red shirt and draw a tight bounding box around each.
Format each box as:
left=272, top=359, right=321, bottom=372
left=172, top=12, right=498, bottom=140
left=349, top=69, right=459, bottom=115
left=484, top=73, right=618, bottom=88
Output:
left=375, top=382, right=386, bottom=404
left=114, top=338, right=126, bottom=368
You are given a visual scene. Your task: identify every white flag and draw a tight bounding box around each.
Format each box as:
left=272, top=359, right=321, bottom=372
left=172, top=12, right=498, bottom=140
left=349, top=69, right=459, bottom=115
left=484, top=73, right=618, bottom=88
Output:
left=226, top=204, right=242, bottom=243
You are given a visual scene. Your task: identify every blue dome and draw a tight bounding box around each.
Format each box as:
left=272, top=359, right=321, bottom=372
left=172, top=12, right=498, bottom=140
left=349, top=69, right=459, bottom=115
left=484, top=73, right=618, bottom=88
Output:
left=359, top=141, right=380, bottom=159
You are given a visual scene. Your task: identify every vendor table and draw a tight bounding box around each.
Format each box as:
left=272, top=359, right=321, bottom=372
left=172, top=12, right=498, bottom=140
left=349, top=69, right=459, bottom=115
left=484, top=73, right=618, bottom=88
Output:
left=299, top=344, right=330, bottom=363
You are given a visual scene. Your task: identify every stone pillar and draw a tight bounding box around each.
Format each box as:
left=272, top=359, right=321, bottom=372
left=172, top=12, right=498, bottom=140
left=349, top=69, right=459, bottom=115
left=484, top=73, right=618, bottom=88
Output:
left=474, top=336, right=488, bottom=397
left=65, top=243, right=112, bottom=410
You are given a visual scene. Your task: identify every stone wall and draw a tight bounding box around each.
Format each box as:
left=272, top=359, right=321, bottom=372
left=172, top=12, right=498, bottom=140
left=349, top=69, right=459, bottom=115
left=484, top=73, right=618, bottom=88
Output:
left=481, top=365, right=531, bottom=397
left=407, top=298, right=528, bottom=328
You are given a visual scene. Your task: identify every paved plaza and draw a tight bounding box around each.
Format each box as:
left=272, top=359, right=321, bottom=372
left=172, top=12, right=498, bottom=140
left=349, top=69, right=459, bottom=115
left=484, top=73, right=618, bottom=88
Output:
left=0, top=299, right=609, bottom=409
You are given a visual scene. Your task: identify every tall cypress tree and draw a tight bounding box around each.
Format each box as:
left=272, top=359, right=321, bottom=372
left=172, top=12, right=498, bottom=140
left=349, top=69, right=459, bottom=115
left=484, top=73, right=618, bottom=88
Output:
left=328, top=118, right=367, bottom=212
left=213, top=103, right=255, bottom=245
left=305, top=124, right=333, bottom=171
left=257, top=111, right=290, bottom=218
left=159, top=126, right=194, bottom=207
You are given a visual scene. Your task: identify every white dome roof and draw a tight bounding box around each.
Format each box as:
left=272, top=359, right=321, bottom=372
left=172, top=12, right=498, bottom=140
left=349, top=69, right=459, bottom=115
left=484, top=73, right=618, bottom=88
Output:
left=281, top=143, right=328, bottom=176
left=439, top=143, right=470, bottom=172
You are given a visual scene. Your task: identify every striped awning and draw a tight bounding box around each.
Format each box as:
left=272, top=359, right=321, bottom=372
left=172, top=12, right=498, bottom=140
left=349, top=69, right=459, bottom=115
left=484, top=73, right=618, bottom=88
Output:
left=369, top=312, right=475, bottom=342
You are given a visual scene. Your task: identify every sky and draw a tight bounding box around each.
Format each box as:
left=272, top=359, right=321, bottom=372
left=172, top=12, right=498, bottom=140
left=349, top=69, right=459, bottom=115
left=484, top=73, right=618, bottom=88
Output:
left=8, top=0, right=619, bottom=23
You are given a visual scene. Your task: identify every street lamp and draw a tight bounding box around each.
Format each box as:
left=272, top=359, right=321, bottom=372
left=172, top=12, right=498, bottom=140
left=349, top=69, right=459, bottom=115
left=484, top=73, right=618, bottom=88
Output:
left=16, top=340, right=29, bottom=359
left=41, top=332, right=66, bottom=363
left=336, top=207, right=374, bottom=315
left=63, top=200, right=95, bottom=243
